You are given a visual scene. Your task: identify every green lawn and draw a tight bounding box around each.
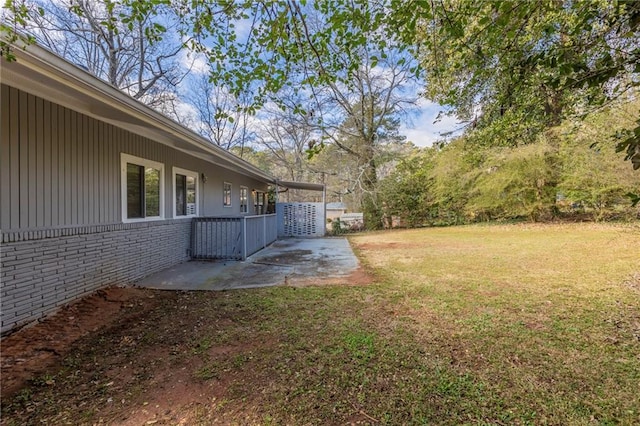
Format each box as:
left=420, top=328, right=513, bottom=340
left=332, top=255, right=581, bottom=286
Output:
left=2, top=223, right=639, bottom=425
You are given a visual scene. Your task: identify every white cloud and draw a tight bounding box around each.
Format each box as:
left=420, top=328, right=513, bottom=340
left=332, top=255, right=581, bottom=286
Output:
left=173, top=99, right=199, bottom=120
left=232, top=17, right=253, bottom=41
left=401, top=99, right=461, bottom=147
left=180, top=50, right=210, bottom=75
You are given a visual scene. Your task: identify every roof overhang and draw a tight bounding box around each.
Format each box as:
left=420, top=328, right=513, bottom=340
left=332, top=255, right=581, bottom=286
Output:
left=0, top=38, right=275, bottom=183
left=276, top=180, right=326, bottom=192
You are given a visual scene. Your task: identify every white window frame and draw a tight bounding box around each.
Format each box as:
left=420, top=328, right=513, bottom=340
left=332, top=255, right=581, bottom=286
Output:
left=240, top=186, right=248, bottom=214
left=121, top=153, right=165, bottom=223
left=172, top=167, right=199, bottom=218
left=223, top=182, right=232, bottom=208
left=254, top=191, right=265, bottom=215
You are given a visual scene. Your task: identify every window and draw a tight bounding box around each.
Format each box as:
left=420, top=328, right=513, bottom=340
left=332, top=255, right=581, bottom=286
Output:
left=223, top=182, right=232, bottom=207
left=121, top=153, right=164, bottom=222
left=254, top=191, right=265, bottom=215
left=240, top=186, right=248, bottom=213
left=173, top=167, right=199, bottom=217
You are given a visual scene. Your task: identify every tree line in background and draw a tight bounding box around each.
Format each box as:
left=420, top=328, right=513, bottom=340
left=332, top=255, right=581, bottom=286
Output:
left=379, top=98, right=640, bottom=226
left=3, top=0, right=639, bottom=229
left=238, top=96, right=639, bottom=227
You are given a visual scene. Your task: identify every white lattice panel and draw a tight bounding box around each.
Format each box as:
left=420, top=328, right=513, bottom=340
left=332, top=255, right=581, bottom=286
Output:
left=276, top=203, right=325, bottom=237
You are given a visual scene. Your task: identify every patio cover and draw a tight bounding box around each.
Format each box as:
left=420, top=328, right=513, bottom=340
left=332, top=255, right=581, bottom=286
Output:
left=275, top=180, right=326, bottom=204
left=276, top=181, right=325, bottom=192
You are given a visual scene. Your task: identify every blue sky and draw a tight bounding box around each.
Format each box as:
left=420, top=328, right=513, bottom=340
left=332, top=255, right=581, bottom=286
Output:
left=400, top=99, right=461, bottom=147
left=184, top=49, right=460, bottom=148
left=187, top=11, right=461, bottom=149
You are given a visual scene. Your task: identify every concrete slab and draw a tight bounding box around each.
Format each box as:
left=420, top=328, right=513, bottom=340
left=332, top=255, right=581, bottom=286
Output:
left=135, top=237, right=359, bottom=291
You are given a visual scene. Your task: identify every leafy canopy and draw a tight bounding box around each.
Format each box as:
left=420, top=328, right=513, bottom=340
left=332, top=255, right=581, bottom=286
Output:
left=2, top=0, right=639, bottom=166
left=409, top=1, right=640, bottom=156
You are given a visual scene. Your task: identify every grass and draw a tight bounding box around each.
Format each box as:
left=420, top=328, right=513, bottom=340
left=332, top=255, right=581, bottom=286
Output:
left=2, top=223, right=639, bottom=425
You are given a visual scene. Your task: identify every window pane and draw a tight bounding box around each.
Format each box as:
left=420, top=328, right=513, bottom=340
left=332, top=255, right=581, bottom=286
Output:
left=176, top=174, right=186, bottom=216
left=224, top=183, right=231, bottom=206
left=186, top=176, right=196, bottom=215
left=240, top=187, right=247, bottom=213
left=126, top=163, right=143, bottom=219
left=255, top=191, right=264, bottom=214
left=254, top=191, right=258, bottom=214
left=145, top=167, right=160, bottom=217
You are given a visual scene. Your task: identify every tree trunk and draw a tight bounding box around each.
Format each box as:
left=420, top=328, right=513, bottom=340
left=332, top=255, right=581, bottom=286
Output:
left=360, top=139, right=383, bottom=229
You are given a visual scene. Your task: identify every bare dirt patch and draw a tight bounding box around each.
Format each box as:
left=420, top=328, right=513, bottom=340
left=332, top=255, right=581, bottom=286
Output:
left=621, top=272, right=640, bottom=293
left=1, top=263, right=373, bottom=404
left=287, top=266, right=374, bottom=287
left=1, top=287, right=159, bottom=398
left=0, top=269, right=373, bottom=425
left=1, top=288, right=273, bottom=425
left=356, top=241, right=424, bottom=251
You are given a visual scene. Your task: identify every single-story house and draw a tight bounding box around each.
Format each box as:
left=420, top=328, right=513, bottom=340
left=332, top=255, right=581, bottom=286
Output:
left=0, top=40, right=322, bottom=335
left=326, top=202, right=347, bottom=222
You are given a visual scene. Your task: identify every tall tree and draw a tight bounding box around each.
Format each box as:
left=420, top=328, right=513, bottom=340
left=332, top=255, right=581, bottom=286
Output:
left=254, top=92, right=319, bottom=200
left=4, top=0, right=638, bottom=174
left=404, top=0, right=640, bottom=159
left=378, top=150, right=435, bottom=227
left=187, top=72, right=255, bottom=150
left=323, top=90, right=410, bottom=228
left=304, top=34, right=418, bottom=227
left=17, top=0, right=189, bottom=112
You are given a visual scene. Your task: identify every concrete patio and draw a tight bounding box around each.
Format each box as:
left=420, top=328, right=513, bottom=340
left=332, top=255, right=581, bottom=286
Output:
left=135, top=237, right=359, bottom=291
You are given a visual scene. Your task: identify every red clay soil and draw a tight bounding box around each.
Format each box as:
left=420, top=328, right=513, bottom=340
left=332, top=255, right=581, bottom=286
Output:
left=0, top=265, right=377, bottom=426
left=0, top=267, right=373, bottom=400
left=1, top=287, right=160, bottom=398
left=288, top=266, right=374, bottom=287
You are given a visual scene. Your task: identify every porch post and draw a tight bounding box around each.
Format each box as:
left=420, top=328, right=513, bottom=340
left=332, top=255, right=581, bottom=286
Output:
left=322, top=185, right=327, bottom=236
left=242, top=217, right=247, bottom=260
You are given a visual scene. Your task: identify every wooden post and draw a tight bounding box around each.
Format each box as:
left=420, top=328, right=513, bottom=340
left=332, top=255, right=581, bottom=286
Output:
left=242, top=216, right=247, bottom=260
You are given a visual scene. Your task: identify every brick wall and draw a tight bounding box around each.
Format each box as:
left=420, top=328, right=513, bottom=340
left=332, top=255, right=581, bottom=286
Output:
left=1, top=219, right=192, bottom=335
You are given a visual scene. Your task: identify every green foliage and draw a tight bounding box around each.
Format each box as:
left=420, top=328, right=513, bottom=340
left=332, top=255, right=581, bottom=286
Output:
left=4, top=0, right=639, bottom=209
left=327, top=218, right=344, bottom=236
left=378, top=152, right=435, bottom=227
left=557, top=102, right=640, bottom=220
left=1, top=0, right=38, bottom=62
left=465, top=141, right=558, bottom=222
left=615, top=116, right=640, bottom=170
left=413, top=0, right=640, bottom=153
left=378, top=99, right=640, bottom=226
left=429, top=140, right=479, bottom=225
left=179, top=0, right=405, bottom=111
